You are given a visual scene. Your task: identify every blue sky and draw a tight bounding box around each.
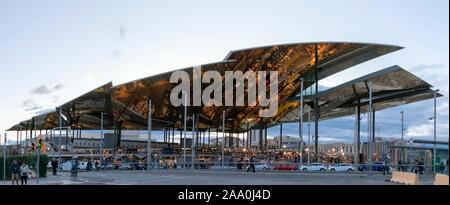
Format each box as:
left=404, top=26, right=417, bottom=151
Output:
left=0, top=0, right=448, bottom=143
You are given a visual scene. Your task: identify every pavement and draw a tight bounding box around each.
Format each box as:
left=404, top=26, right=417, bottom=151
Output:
left=7, top=169, right=437, bottom=185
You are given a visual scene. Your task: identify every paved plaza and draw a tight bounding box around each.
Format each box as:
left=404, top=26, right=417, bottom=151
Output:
left=10, top=170, right=436, bottom=185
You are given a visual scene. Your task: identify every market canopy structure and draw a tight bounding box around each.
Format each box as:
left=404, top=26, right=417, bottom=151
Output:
left=108, top=42, right=402, bottom=131
left=281, top=65, right=442, bottom=123
left=10, top=42, right=441, bottom=136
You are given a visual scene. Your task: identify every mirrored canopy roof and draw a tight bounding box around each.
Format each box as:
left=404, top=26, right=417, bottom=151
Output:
left=8, top=42, right=412, bottom=132
left=280, top=65, right=442, bottom=123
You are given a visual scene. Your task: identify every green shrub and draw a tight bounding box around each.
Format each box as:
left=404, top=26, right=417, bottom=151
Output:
left=0, top=154, right=48, bottom=180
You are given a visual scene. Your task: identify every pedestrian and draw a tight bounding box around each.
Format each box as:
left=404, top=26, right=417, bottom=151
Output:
left=19, top=162, right=30, bottom=185
left=87, top=160, right=92, bottom=172
left=95, top=160, right=99, bottom=171
left=419, top=159, right=424, bottom=174
left=383, top=158, right=390, bottom=175
left=51, top=158, right=58, bottom=175
left=248, top=156, right=256, bottom=173
left=414, top=160, right=419, bottom=173
left=10, top=160, right=20, bottom=185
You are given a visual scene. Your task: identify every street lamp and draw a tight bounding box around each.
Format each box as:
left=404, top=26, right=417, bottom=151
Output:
left=430, top=89, right=439, bottom=173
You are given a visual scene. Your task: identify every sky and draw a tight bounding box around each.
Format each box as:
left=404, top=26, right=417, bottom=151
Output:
left=0, top=0, right=448, bottom=144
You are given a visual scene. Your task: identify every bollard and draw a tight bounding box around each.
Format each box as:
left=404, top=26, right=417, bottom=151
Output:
left=433, top=174, right=449, bottom=185
left=390, top=171, right=419, bottom=185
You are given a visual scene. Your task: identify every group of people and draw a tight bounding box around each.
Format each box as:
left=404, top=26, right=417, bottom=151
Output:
left=10, top=160, right=30, bottom=185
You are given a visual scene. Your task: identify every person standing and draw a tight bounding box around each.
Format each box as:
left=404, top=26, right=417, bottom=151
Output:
left=10, top=160, right=20, bottom=185
left=19, top=162, right=30, bottom=185
left=51, top=158, right=58, bottom=175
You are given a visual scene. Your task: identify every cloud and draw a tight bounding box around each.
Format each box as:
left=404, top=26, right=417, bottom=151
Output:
left=119, top=26, right=126, bottom=39
left=21, top=99, right=43, bottom=112
left=30, top=85, right=51, bottom=95
left=25, top=105, right=43, bottom=112
left=112, top=49, right=120, bottom=59
left=30, top=83, right=64, bottom=95
left=53, top=83, right=64, bottom=91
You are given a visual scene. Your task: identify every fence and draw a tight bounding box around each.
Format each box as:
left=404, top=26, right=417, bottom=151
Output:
left=89, top=160, right=449, bottom=174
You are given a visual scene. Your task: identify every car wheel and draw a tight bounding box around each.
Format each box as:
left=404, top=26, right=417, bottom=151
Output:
left=330, top=168, right=335, bottom=172
left=347, top=169, right=353, bottom=172
left=302, top=168, right=307, bottom=172
left=320, top=168, right=325, bottom=171
left=275, top=168, right=279, bottom=171
left=290, top=168, right=294, bottom=171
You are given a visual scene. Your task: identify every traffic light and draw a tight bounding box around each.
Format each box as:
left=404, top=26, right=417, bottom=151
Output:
left=31, top=142, right=36, bottom=151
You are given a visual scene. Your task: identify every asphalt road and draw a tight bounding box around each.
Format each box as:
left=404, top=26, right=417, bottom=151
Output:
left=25, top=169, right=436, bottom=185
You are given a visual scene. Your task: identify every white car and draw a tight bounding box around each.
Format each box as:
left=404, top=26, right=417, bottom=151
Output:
left=300, top=163, right=327, bottom=171
left=327, top=163, right=354, bottom=172
left=246, top=163, right=271, bottom=171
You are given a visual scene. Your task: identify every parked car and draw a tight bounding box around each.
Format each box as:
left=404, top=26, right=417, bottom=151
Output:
left=328, top=163, right=354, bottom=172
left=300, top=163, right=327, bottom=171
left=137, top=162, right=147, bottom=170
left=127, top=163, right=139, bottom=170
left=78, top=161, right=93, bottom=170
left=119, top=163, right=130, bottom=170
left=274, top=164, right=297, bottom=171
left=101, top=163, right=116, bottom=170
left=167, top=162, right=177, bottom=169
left=358, top=161, right=384, bottom=171
left=246, top=163, right=271, bottom=171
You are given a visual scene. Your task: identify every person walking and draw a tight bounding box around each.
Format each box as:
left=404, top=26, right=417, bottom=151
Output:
left=51, top=158, right=58, bottom=175
left=419, top=159, right=424, bottom=174
left=10, top=160, right=20, bottom=185
left=94, top=160, right=99, bottom=171
left=87, top=160, right=92, bottom=172
left=19, top=162, right=30, bottom=185
left=248, top=156, right=256, bottom=173
left=383, top=157, right=390, bottom=175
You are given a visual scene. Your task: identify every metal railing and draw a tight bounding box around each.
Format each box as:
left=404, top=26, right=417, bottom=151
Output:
left=91, top=161, right=449, bottom=174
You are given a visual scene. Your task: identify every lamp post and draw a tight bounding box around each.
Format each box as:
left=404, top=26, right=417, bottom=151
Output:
left=58, top=107, right=62, bottom=169
left=147, top=99, right=152, bottom=171
left=429, top=89, right=439, bottom=173
left=222, top=110, right=225, bottom=168
left=100, top=112, right=104, bottom=167
left=400, top=111, right=405, bottom=162
left=182, top=91, right=187, bottom=169
left=299, top=78, right=303, bottom=166
left=368, top=81, right=373, bottom=169
left=191, top=113, right=195, bottom=169
left=3, top=133, right=6, bottom=184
